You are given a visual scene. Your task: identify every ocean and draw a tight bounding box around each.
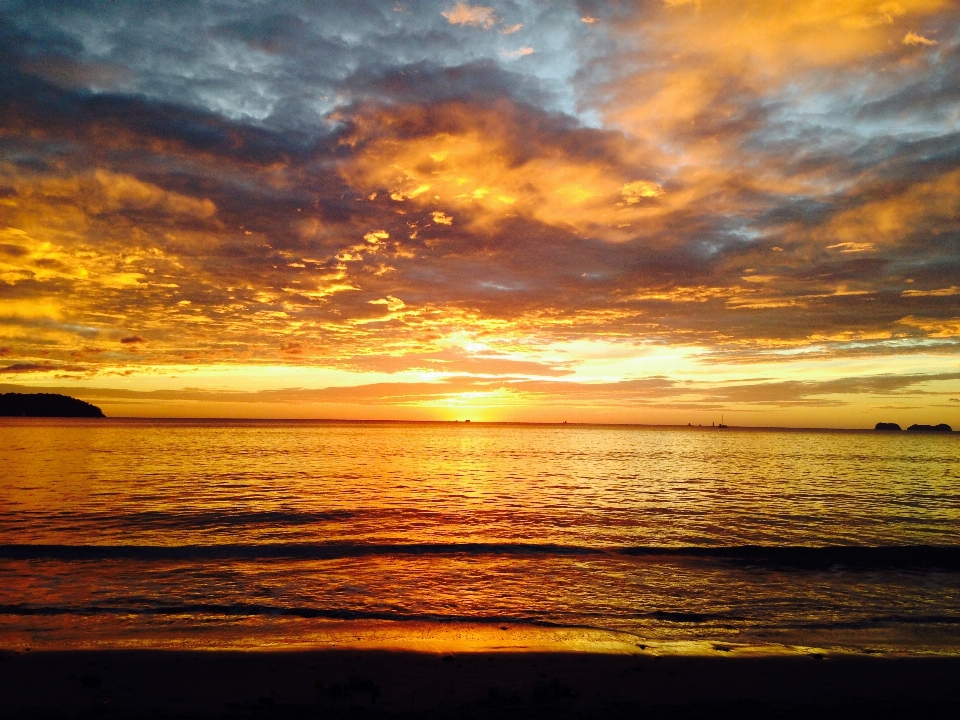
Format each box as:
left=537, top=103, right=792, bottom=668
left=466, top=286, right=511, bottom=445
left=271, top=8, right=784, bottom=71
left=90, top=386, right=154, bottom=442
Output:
left=1, top=419, right=958, bottom=655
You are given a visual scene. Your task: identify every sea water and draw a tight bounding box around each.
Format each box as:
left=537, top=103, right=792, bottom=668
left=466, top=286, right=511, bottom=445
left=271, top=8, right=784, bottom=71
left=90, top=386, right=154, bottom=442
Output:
left=1, top=419, right=958, bottom=654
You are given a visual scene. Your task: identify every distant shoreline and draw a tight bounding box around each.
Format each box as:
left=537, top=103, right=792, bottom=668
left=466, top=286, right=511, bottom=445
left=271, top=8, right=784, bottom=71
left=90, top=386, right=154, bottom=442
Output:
left=2, top=416, right=955, bottom=432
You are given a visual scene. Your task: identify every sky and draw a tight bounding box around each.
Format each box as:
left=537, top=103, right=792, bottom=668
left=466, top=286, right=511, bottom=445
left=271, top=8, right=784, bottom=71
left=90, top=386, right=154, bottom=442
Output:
left=1, top=0, right=959, bottom=425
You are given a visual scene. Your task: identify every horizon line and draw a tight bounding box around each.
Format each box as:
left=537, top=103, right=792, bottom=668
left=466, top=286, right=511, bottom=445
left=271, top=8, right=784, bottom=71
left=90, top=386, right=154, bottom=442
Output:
left=4, top=416, right=954, bottom=433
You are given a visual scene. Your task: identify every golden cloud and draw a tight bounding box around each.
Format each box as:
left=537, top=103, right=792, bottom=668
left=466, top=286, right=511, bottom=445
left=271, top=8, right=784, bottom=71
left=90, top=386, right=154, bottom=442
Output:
left=826, top=242, right=875, bottom=253
left=902, top=286, right=960, bottom=297
left=903, top=30, right=938, bottom=44
left=602, top=0, right=950, bottom=143
left=93, top=170, right=216, bottom=219
left=340, top=104, right=667, bottom=241
left=898, top=316, right=960, bottom=338
left=815, top=169, right=960, bottom=249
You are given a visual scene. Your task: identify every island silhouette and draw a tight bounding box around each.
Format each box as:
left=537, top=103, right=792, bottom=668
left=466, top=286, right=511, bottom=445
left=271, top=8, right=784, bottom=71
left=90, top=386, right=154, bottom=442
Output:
left=875, top=422, right=953, bottom=432
left=0, top=393, right=104, bottom=418
left=907, top=423, right=953, bottom=432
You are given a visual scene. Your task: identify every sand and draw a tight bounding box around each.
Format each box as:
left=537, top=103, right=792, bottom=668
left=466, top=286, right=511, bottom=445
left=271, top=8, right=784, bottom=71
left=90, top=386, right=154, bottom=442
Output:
left=3, top=647, right=960, bottom=718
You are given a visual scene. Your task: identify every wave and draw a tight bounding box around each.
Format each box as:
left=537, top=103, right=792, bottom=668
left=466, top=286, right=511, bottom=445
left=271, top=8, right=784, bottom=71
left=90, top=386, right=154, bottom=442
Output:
left=1, top=543, right=959, bottom=568
left=619, top=545, right=960, bottom=569
left=0, top=603, right=554, bottom=624
left=3, top=510, right=355, bottom=529
left=793, top=615, right=960, bottom=630
left=0, top=603, right=957, bottom=630
left=0, top=542, right=594, bottom=561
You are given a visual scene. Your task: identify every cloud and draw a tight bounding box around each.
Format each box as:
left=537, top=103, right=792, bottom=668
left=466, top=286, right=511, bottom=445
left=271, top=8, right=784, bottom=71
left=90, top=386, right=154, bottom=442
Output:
left=0, top=364, right=53, bottom=374
left=442, top=4, right=499, bottom=30
left=903, top=30, right=938, bottom=45
left=4, top=370, right=957, bottom=419
left=898, top=316, right=960, bottom=338
left=337, top=101, right=669, bottom=242
left=826, top=242, right=875, bottom=253
left=335, top=59, right=551, bottom=108
left=0, top=363, right=88, bottom=374
left=902, top=286, right=960, bottom=297
left=621, top=181, right=664, bottom=203
left=93, top=170, right=216, bottom=219
left=500, top=47, right=534, bottom=59
left=591, top=0, right=954, bottom=146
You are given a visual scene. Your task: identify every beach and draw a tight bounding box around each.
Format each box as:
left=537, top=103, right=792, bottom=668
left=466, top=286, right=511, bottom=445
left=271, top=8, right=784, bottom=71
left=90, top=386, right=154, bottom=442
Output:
left=5, top=647, right=960, bottom=718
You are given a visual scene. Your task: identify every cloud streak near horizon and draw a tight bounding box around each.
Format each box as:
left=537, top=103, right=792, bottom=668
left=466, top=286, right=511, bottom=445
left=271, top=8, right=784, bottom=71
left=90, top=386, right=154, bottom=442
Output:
left=1, top=0, right=959, bottom=422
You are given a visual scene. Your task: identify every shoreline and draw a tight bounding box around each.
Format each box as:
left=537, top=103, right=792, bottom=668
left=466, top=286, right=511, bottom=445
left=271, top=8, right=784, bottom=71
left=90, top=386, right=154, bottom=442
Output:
left=4, top=647, right=960, bottom=718
left=4, top=618, right=959, bottom=661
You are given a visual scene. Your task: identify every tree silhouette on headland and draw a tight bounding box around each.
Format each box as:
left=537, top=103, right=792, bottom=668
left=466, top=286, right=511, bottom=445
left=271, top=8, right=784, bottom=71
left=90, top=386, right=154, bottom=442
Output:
left=0, top=393, right=104, bottom=418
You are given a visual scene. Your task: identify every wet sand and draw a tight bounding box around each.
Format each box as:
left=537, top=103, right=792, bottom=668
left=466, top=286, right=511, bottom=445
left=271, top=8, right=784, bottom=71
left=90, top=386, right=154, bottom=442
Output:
left=3, top=648, right=960, bottom=718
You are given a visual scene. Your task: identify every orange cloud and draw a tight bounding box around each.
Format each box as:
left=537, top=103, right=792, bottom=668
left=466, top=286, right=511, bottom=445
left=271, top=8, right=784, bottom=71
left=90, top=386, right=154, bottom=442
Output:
left=813, top=169, right=960, bottom=250
left=500, top=47, right=534, bottom=59
left=93, top=170, right=216, bottom=219
left=903, top=30, right=938, bottom=44
left=898, top=316, right=960, bottom=338
left=902, top=286, right=960, bottom=297
left=600, top=0, right=950, bottom=143
left=340, top=103, right=668, bottom=241
left=441, top=4, right=498, bottom=29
